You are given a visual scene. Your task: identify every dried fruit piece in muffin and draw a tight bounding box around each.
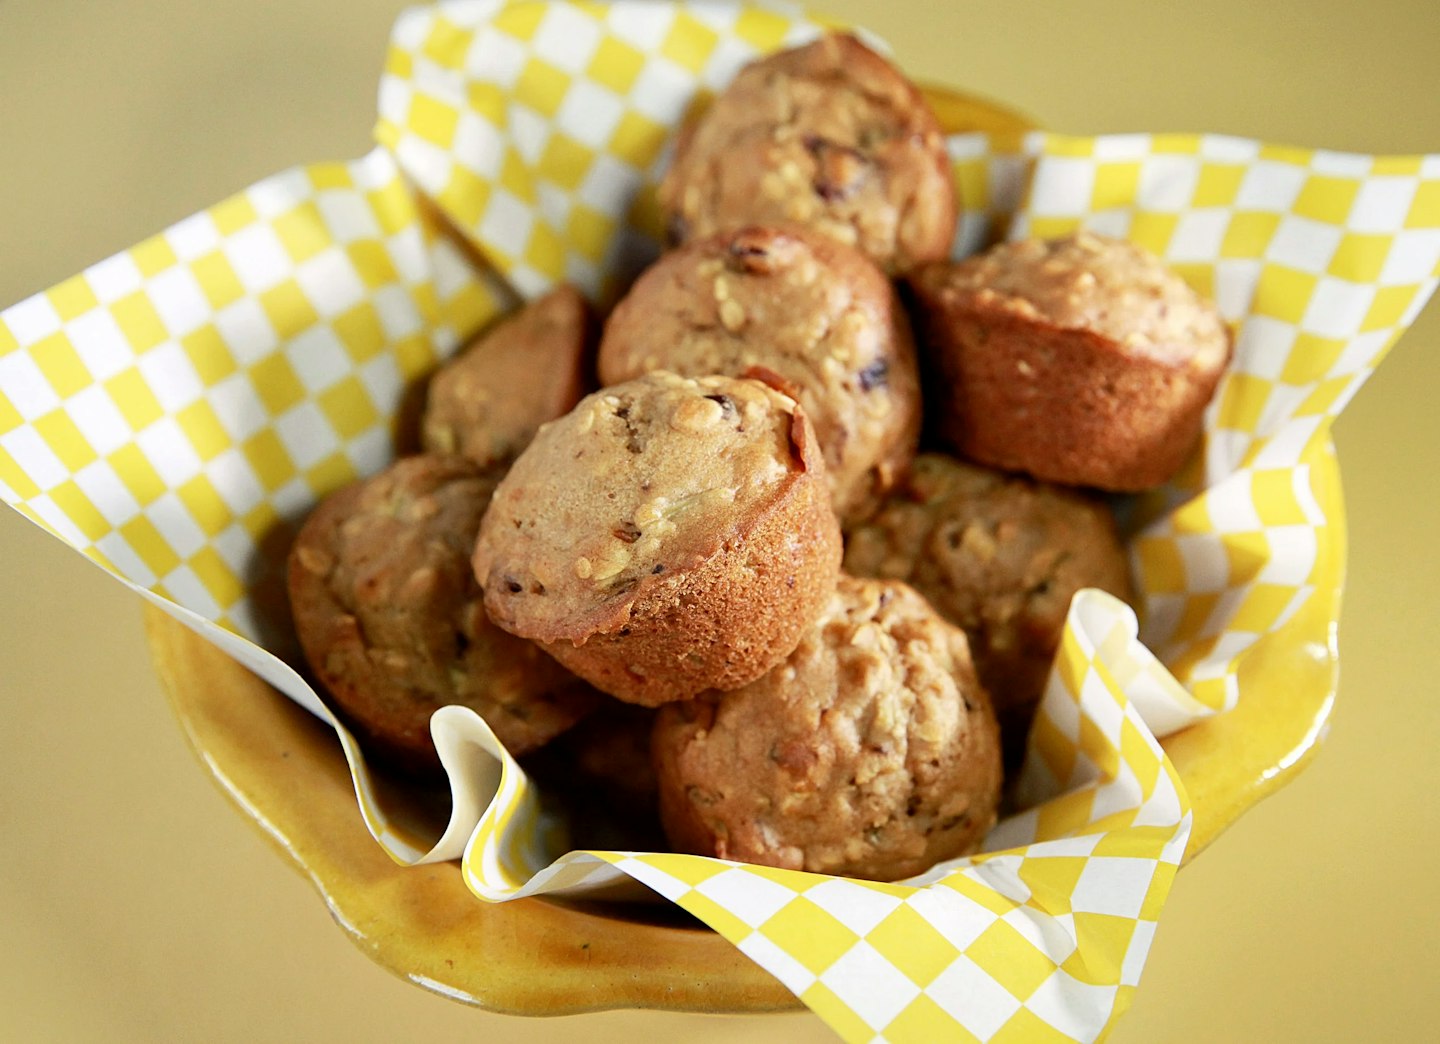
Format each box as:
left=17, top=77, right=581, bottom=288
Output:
left=473, top=371, right=843, bottom=707
left=659, top=33, right=955, bottom=274
left=599, top=226, right=920, bottom=524
left=845, top=453, right=1132, bottom=765
left=910, top=231, right=1232, bottom=491
left=421, top=285, right=595, bottom=467
left=652, top=575, right=1002, bottom=882
left=287, top=454, right=598, bottom=776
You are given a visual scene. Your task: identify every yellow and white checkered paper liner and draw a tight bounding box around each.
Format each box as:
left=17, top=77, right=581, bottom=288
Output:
left=3, top=1, right=1439, bottom=1039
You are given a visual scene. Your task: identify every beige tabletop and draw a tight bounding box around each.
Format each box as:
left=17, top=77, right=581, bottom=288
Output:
left=2, top=2, right=1436, bottom=1041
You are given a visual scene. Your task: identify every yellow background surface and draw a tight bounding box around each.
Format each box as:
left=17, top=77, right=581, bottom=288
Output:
left=1, top=2, right=1435, bottom=1041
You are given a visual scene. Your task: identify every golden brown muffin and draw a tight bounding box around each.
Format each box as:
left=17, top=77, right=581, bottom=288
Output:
left=421, top=285, right=594, bottom=467
left=845, top=454, right=1132, bottom=764
left=472, top=371, right=843, bottom=707
left=653, top=576, right=1001, bottom=882
left=910, top=232, right=1232, bottom=490
left=598, top=226, right=920, bottom=523
left=287, top=455, right=598, bottom=775
left=659, top=33, right=955, bottom=274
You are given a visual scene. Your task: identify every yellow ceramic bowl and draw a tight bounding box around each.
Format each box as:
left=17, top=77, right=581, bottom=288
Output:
left=145, top=85, right=1338, bottom=1016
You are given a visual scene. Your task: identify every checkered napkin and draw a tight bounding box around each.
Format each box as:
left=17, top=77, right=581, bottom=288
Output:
left=3, top=1, right=1438, bottom=1040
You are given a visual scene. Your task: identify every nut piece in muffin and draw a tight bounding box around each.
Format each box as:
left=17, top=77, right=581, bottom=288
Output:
left=421, top=285, right=594, bottom=467
left=473, top=371, right=843, bottom=707
left=598, top=225, right=921, bottom=523
left=910, top=231, right=1232, bottom=490
left=287, top=455, right=598, bottom=775
left=659, top=33, right=955, bottom=274
left=845, top=454, right=1132, bottom=763
left=653, top=575, right=1002, bottom=882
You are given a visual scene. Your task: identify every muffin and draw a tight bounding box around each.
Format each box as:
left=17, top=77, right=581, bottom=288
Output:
left=548, top=700, right=659, bottom=805
left=845, top=454, right=1132, bottom=761
left=287, top=455, right=598, bottom=775
left=652, top=575, right=1002, bottom=882
left=421, top=285, right=594, bottom=467
left=520, top=701, right=665, bottom=852
left=910, top=232, right=1232, bottom=490
left=659, top=33, right=955, bottom=274
left=472, top=371, right=843, bottom=707
left=598, top=225, right=921, bottom=523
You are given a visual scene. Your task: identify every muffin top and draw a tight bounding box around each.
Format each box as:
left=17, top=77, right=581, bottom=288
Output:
left=598, top=226, right=920, bottom=522
left=844, top=454, right=1132, bottom=718
left=287, top=454, right=597, bottom=767
left=653, top=575, right=1001, bottom=881
left=421, top=285, right=593, bottom=467
left=659, top=33, right=955, bottom=273
left=915, top=231, right=1229, bottom=367
left=473, top=371, right=815, bottom=645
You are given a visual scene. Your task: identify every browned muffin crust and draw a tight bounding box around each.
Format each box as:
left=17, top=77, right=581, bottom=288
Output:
left=910, top=232, right=1232, bottom=491
left=598, top=226, right=920, bottom=523
left=287, top=455, right=598, bottom=775
left=421, top=285, right=594, bottom=467
left=472, top=371, right=843, bottom=707
left=653, top=576, right=1001, bottom=881
left=845, top=454, right=1132, bottom=762
left=659, top=33, right=956, bottom=274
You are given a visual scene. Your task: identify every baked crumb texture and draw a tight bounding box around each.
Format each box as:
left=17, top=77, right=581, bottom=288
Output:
left=421, top=285, right=594, bottom=467
left=659, top=33, right=956, bottom=275
left=599, top=225, right=921, bottom=523
left=845, top=453, right=1132, bottom=767
left=653, top=575, right=1002, bottom=881
left=473, top=371, right=843, bottom=706
left=910, top=231, right=1232, bottom=491
left=287, top=455, right=598, bottom=775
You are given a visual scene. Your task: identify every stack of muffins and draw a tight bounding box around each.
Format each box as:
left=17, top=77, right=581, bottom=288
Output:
left=287, top=34, right=1230, bottom=883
